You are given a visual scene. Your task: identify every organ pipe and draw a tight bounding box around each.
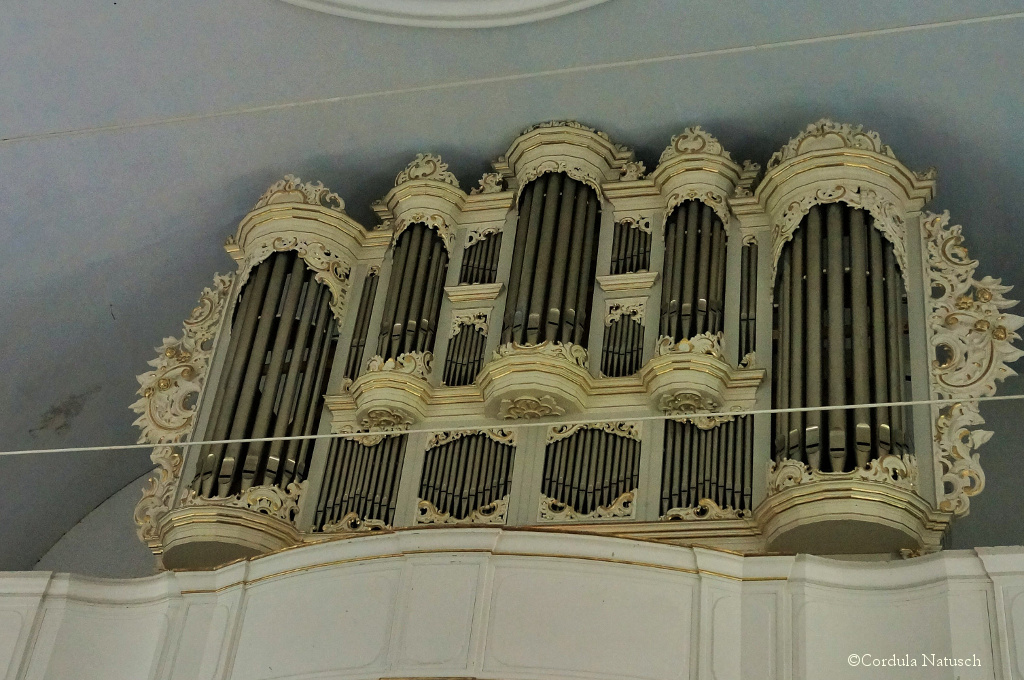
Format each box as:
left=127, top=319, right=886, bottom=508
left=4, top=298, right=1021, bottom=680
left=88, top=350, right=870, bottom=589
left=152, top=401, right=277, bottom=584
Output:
left=344, top=272, right=379, bottom=380
left=315, top=435, right=408, bottom=528
left=542, top=429, right=640, bottom=515
left=502, top=173, right=601, bottom=346
left=772, top=204, right=911, bottom=471
left=442, top=326, right=487, bottom=386
left=660, top=201, right=728, bottom=341
left=419, top=435, right=514, bottom=518
left=459, top=234, right=502, bottom=284
left=610, top=222, right=651, bottom=274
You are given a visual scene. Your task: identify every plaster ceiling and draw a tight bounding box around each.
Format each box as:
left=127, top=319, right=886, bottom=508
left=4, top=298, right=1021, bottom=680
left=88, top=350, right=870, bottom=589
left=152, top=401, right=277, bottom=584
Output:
left=2, top=0, right=1023, bottom=572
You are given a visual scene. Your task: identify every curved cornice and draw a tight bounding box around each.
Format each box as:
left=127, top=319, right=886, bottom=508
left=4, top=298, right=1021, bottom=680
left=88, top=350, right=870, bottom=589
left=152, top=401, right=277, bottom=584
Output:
left=276, top=0, right=611, bottom=29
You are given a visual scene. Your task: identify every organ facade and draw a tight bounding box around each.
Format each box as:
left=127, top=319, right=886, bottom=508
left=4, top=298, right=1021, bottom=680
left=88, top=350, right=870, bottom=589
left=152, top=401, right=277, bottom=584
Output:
left=130, top=120, right=1022, bottom=569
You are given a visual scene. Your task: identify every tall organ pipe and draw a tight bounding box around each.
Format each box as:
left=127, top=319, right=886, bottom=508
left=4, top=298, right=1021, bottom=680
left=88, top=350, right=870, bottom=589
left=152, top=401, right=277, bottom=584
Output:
left=502, top=173, right=601, bottom=347
left=376, top=223, right=449, bottom=360
left=662, top=417, right=754, bottom=513
left=660, top=201, right=728, bottom=341
left=192, top=252, right=338, bottom=497
left=772, top=204, right=911, bottom=472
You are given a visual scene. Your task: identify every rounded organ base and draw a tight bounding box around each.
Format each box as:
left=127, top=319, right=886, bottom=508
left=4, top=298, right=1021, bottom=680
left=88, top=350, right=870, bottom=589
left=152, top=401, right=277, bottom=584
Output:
left=159, top=506, right=299, bottom=570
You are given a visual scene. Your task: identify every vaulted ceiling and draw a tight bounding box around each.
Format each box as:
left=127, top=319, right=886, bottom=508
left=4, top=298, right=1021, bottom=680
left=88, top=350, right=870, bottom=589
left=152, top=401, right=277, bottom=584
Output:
left=3, top=0, right=1023, bottom=571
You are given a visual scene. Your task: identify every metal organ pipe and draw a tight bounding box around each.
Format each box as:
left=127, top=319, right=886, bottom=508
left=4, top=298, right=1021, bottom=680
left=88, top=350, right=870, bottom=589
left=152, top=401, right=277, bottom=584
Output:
left=660, top=201, right=728, bottom=341
left=772, top=204, right=911, bottom=472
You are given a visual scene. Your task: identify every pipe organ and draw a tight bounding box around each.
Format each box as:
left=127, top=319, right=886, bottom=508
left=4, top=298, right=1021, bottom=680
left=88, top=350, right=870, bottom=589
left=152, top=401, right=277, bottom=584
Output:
left=131, top=120, right=1022, bottom=569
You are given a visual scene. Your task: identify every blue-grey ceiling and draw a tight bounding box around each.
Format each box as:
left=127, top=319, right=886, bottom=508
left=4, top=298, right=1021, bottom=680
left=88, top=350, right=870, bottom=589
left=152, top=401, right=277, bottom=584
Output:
left=2, top=0, right=1023, bottom=571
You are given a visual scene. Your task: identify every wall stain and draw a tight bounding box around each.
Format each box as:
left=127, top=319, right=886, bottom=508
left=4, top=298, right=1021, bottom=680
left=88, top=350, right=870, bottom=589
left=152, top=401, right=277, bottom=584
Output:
left=29, top=385, right=102, bottom=436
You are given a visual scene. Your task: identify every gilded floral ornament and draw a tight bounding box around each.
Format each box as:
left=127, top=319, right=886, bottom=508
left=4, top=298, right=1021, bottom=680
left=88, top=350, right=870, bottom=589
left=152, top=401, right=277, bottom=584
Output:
left=493, top=340, right=590, bottom=369
left=131, top=272, right=234, bottom=545
left=392, top=212, right=455, bottom=253
left=360, top=407, right=414, bottom=433
left=322, top=511, right=389, bottom=534
left=365, top=351, right=433, bottom=380
left=547, top=421, right=641, bottom=443
left=451, top=310, right=489, bottom=336
left=427, top=428, right=516, bottom=450
left=253, top=174, right=344, bottom=211
left=659, top=392, right=733, bottom=429
left=659, top=126, right=732, bottom=164
left=665, top=188, right=731, bottom=227
left=179, top=482, right=305, bottom=524
left=767, top=455, right=918, bottom=494
left=516, top=159, right=604, bottom=201
left=617, top=216, right=652, bottom=234
left=538, top=489, right=636, bottom=522
left=470, top=172, right=505, bottom=195
left=767, top=119, right=894, bottom=170
left=466, top=224, right=503, bottom=246
left=662, top=498, right=751, bottom=521
left=395, top=153, right=459, bottom=187
left=416, top=496, right=509, bottom=525
left=619, top=161, right=646, bottom=181
left=500, top=395, right=565, bottom=420
left=605, top=299, right=645, bottom=326
left=923, top=211, right=1022, bottom=514
left=656, top=331, right=724, bottom=359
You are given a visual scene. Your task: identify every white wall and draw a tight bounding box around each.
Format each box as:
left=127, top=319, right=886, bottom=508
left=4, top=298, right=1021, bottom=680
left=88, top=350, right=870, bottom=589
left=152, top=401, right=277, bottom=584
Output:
left=3, top=529, right=1022, bottom=680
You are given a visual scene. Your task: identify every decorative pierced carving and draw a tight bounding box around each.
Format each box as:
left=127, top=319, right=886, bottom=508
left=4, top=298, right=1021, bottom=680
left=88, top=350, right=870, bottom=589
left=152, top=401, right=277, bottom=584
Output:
left=516, top=159, right=603, bottom=200
left=619, top=161, right=646, bottom=181
left=771, top=184, right=907, bottom=279
left=131, top=273, right=234, bottom=544
left=366, top=351, right=433, bottom=380
left=739, top=351, right=757, bottom=368
left=392, top=212, right=455, bottom=252
left=538, top=489, right=636, bottom=522
left=234, top=236, right=352, bottom=322
left=662, top=498, right=751, bottom=521
left=767, top=119, right=895, bottom=170
left=656, top=331, right=724, bottom=359
left=470, top=172, right=505, bottom=195
left=617, top=216, right=652, bottom=233
left=336, top=428, right=403, bottom=447
left=605, top=299, right=645, bottom=326
left=923, top=211, right=1022, bottom=514
left=520, top=120, right=612, bottom=140
left=547, top=421, right=640, bottom=443
left=253, top=174, right=344, bottom=211
left=500, top=395, right=565, bottom=420
left=427, top=428, right=516, bottom=450
left=395, top=153, right=459, bottom=187
left=179, top=482, right=305, bottom=523
left=466, top=224, right=503, bottom=246
left=451, top=310, right=490, bottom=336
left=659, top=126, right=732, bottom=164
left=322, top=511, right=389, bottom=534
left=493, top=341, right=590, bottom=369
left=659, top=392, right=733, bottom=429
left=767, top=455, right=918, bottom=494
left=416, top=496, right=509, bottom=525
left=666, top=188, right=731, bottom=227
left=359, top=408, right=414, bottom=434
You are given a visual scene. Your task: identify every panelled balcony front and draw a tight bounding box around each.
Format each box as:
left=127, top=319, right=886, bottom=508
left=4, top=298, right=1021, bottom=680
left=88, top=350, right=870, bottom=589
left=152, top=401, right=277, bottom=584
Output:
left=131, top=120, right=1022, bottom=570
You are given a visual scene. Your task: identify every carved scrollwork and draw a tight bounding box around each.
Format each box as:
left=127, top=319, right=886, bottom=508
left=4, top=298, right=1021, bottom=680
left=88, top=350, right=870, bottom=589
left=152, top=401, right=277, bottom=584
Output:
left=359, top=407, right=414, bottom=434
left=739, top=351, right=757, bottom=368
left=236, top=236, right=352, bottom=322
left=767, top=119, right=895, bottom=170
left=662, top=498, right=751, bottom=521
left=322, top=511, right=389, bottom=534
left=605, top=298, right=645, bottom=326
left=416, top=496, right=509, bottom=525
left=427, top=428, right=517, bottom=450
left=493, top=340, right=590, bottom=369
left=466, top=224, right=503, bottom=246
left=365, top=351, right=433, bottom=380
left=617, top=216, right=652, bottom=233
left=392, top=212, right=455, bottom=253
left=659, top=392, right=733, bottom=429
left=516, top=159, right=604, bottom=200
left=500, top=395, right=565, bottom=420
left=451, top=310, right=489, bottom=336
left=619, top=161, right=646, bottom=181
left=771, top=184, right=907, bottom=279
left=538, top=489, right=636, bottom=522
left=395, top=153, right=459, bottom=187
left=253, top=174, right=344, bottom=211
left=659, top=126, right=732, bottom=164
left=666, top=188, right=731, bottom=227
left=179, top=481, right=305, bottom=524
left=470, top=172, right=505, bottom=195
left=655, top=331, right=724, bottom=359
left=131, top=273, right=234, bottom=543
left=520, top=120, right=611, bottom=140
left=766, top=455, right=918, bottom=495
left=547, top=421, right=640, bottom=443
left=924, top=211, right=1022, bottom=514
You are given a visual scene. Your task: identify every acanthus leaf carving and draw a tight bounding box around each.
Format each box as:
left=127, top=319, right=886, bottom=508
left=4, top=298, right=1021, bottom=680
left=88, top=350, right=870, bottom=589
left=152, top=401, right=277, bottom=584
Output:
left=470, top=172, right=505, bottom=195
left=493, top=340, right=590, bottom=369
left=767, top=455, right=918, bottom=495
left=617, top=216, right=652, bottom=234
left=466, top=224, right=503, bottom=246
left=451, top=310, right=490, bottom=337
left=322, top=511, right=389, bottom=534
left=666, top=188, right=731, bottom=227
left=659, top=392, right=734, bottom=429
left=416, top=496, right=509, bottom=525
left=516, top=159, right=603, bottom=201
left=547, top=421, right=640, bottom=443
left=427, top=428, right=516, bottom=450
left=392, top=212, right=455, bottom=253
left=767, top=119, right=895, bottom=170
left=253, top=174, right=345, bottom=211
left=179, top=481, right=305, bottom=524
left=656, top=331, right=724, bottom=359
left=659, top=126, right=732, bottom=164
left=619, top=160, right=646, bottom=181
left=538, top=489, right=636, bottom=522
left=605, top=298, right=645, bottom=327
left=365, top=351, right=433, bottom=380
left=500, top=395, right=565, bottom=420
left=395, top=153, right=459, bottom=188
left=662, top=498, right=751, bottom=521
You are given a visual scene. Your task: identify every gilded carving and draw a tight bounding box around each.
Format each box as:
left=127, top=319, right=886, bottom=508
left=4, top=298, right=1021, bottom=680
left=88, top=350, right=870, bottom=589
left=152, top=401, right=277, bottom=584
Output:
left=656, top=331, right=724, bottom=359
left=451, top=310, right=490, bottom=336
left=500, top=395, right=565, bottom=420
left=662, top=498, right=751, bottom=521
left=538, top=489, right=636, bottom=522
left=179, top=481, right=305, bottom=524
left=365, top=351, right=433, bottom=380
left=253, top=174, right=344, bottom=211
left=427, top=428, right=517, bottom=450
left=666, top=189, right=731, bottom=228
left=465, top=224, right=503, bottom=246
left=392, top=212, right=455, bottom=252
left=359, top=407, right=414, bottom=433
left=659, top=392, right=733, bottom=429
left=516, top=159, right=603, bottom=200
left=766, top=119, right=895, bottom=169
left=416, top=496, right=509, bottom=525
left=547, top=421, right=640, bottom=443
left=131, top=272, right=234, bottom=544
left=322, top=511, right=389, bottom=533
left=659, top=126, right=732, bottom=164
left=493, top=341, right=590, bottom=369
left=395, top=153, right=459, bottom=187
left=767, top=455, right=918, bottom=494
left=617, top=216, right=652, bottom=234
left=619, top=160, right=646, bottom=181
left=470, top=172, right=505, bottom=195
left=923, top=211, right=1022, bottom=514
left=605, top=299, right=645, bottom=326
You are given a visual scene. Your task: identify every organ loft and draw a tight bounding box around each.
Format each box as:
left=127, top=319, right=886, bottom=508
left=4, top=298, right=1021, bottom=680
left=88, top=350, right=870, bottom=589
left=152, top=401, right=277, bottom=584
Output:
left=129, top=119, right=1022, bottom=569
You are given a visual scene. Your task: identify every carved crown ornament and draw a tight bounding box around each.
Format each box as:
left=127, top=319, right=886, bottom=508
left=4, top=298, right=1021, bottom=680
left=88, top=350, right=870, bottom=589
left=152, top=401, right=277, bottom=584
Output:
left=767, top=119, right=895, bottom=170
